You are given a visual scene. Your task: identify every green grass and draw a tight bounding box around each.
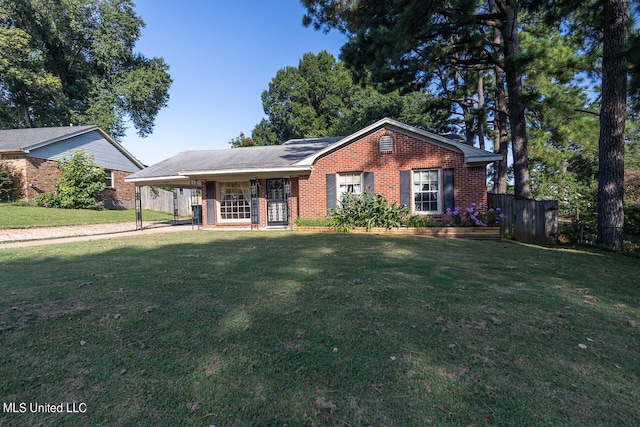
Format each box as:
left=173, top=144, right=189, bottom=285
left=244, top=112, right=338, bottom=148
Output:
left=0, top=204, right=179, bottom=228
left=0, top=231, right=639, bottom=426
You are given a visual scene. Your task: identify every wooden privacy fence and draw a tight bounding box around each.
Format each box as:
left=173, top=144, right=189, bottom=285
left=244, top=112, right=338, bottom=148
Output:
left=487, top=193, right=558, bottom=245
left=139, top=187, right=192, bottom=217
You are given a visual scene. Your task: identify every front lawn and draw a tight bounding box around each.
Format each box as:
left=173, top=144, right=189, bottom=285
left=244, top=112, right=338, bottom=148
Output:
left=0, top=232, right=638, bottom=425
left=0, top=204, right=178, bottom=228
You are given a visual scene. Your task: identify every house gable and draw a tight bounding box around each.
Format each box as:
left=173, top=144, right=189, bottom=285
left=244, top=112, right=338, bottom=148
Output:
left=297, top=125, right=489, bottom=219
left=28, top=129, right=142, bottom=173
left=0, top=126, right=144, bottom=206
left=0, top=126, right=144, bottom=172
left=298, top=117, right=501, bottom=167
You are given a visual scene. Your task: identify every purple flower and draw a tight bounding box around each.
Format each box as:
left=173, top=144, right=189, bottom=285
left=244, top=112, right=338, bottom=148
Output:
left=453, top=210, right=459, bottom=215
left=496, top=207, right=501, bottom=212
left=498, top=213, right=505, bottom=219
left=471, top=202, right=477, bottom=207
left=489, top=208, right=494, bottom=213
left=475, top=220, right=484, bottom=226
left=466, top=207, right=474, bottom=213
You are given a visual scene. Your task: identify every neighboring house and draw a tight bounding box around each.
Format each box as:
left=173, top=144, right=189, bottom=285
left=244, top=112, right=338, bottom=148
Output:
left=0, top=125, right=144, bottom=208
left=125, top=118, right=502, bottom=228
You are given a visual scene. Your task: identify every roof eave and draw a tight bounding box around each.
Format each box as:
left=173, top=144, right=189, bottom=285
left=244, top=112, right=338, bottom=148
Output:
left=181, top=165, right=313, bottom=178
left=21, top=126, right=101, bottom=152
left=124, top=175, right=189, bottom=184
left=296, top=117, right=501, bottom=166
left=465, top=157, right=503, bottom=167
left=22, top=126, right=145, bottom=170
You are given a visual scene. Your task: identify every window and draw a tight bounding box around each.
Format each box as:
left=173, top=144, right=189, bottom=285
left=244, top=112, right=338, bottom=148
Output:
left=218, top=181, right=251, bottom=221
left=104, top=169, right=114, bottom=188
left=338, top=172, right=362, bottom=197
left=413, top=169, right=440, bottom=213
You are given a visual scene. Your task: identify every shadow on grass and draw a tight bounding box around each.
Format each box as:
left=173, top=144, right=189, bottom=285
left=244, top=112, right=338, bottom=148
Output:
left=0, top=232, right=638, bottom=426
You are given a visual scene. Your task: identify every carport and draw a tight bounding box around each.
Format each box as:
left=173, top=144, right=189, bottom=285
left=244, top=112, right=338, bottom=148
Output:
left=124, top=153, right=204, bottom=230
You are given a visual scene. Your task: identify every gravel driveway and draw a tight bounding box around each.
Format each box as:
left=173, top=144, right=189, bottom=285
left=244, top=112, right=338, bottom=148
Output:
left=0, top=222, right=194, bottom=248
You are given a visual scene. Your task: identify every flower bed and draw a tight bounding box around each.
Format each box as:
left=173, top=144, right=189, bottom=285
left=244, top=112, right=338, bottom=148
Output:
left=295, top=199, right=503, bottom=240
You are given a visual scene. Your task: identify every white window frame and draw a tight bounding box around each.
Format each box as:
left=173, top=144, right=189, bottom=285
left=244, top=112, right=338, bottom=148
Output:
left=337, top=172, right=363, bottom=204
left=217, top=181, right=251, bottom=222
left=413, top=169, right=441, bottom=214
left=104, top=169, right=114, bottom=188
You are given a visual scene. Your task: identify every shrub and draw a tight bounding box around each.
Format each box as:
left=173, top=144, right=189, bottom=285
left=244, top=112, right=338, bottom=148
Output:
left=0, top=162, right=23, bottom=202
left=402, top=214, right=438, bottom=228
left=328, top=192, right=409, bottom=232
left=45, top=150, right=106, bottom=209
left=295, top=217, right=330, bottom=227
left=34, top=192, right=60, bottom=208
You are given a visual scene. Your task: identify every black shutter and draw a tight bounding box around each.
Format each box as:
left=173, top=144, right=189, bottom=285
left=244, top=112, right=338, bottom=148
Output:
left=206, top=182, right=215, bottom=225
left=400, top=170, right=411, bottom=208
left=443, top=168, right=455, bottom=212
left=363, top=172, right=374, bottom=194
left=326, top=173, right=336, bottom=214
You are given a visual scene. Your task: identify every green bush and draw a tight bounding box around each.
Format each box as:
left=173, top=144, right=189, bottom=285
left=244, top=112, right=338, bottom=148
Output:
left=624, top=203, right=640, bottom=236
left=295, top=217, right=330, bottom=227
left=55, top=151, right=105, bottom=209
left=328, top=192, right=409, bottom=232
left=402, top=214, right=439, bottom=227
left=0, top=162, right=22, bottom=202
left=34, top=192, right=60, bottom=208
left=33, top=150, right=106, bottom=209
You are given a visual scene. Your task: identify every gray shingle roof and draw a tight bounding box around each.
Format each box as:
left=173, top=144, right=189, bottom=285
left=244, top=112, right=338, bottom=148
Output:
left=127, top=137, right=343, bottom=181
left=0, top=126, right=98, bottom=152
left=125, top=117, right=503, bottom=187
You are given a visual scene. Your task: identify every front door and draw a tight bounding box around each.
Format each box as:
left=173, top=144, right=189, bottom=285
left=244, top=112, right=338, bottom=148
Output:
left=266, top=179, right=288, bottom=226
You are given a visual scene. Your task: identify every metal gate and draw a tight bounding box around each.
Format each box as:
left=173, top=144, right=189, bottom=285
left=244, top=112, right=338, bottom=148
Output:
left=266, top=179, right=288, bottom=226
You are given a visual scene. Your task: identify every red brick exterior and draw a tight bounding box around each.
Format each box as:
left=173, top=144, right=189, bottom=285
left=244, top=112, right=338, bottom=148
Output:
left=200, top=128, right=488, bottom=229
left=0, top=155, right=137, bottom=207
left=298, top=128, right=487, bottom=218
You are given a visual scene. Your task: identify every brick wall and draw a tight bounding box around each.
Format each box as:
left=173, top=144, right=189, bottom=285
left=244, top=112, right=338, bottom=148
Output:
left=25, top=157, right=59, bottom=201
left=0, top=155, right=137, bottom=207
left=199, top=129, right=489, bottom=228
left=101, top=170, right=137, bottom=208
left=298, top=128, right=488, bottom=219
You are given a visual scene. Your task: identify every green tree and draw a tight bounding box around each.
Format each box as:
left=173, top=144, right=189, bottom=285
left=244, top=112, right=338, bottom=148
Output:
left=522, top=18, right=600, bottom=218
left=332, top=87, right=452, bottom=136
left=228, top=132, right=256, bottom=148
left=301, top=0, right=533, bottom=198
left=255, top=50, right=355, bottom=144
left=0, top=0, right=171, bottom=140
left=35, top=150, right=106, bottom=209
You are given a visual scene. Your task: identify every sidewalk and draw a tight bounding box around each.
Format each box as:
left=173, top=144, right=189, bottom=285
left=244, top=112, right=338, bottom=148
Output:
left=0, top=222, right=195, bottom=248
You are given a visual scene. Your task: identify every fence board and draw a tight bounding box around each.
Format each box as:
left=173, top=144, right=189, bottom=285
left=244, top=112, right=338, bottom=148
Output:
left=139, top=187, right=193, bottom=216
left=488, top=193, right=558, bottom=245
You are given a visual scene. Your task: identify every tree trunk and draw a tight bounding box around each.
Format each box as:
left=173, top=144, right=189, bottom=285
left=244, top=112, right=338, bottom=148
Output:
left=502, top=2, right=530, bottom=199
left=597, top=0, right=627, bottom=251
left=477, top=71, right=485, bottom=150
left=491, top=0, right=509, bottom=194
left=493, top=65, right=509, bottom=194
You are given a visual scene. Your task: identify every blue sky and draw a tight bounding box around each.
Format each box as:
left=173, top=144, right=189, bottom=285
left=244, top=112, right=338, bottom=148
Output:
left=121, top=0, right=348, bottom=166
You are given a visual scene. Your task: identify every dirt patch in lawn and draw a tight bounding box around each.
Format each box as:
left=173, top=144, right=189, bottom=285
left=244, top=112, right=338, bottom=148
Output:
left=1, top=299, right=94, bottom=331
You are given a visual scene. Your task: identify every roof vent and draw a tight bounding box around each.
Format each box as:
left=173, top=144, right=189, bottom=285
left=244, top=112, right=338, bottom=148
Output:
left=379, top=135, right=394, bottom=153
